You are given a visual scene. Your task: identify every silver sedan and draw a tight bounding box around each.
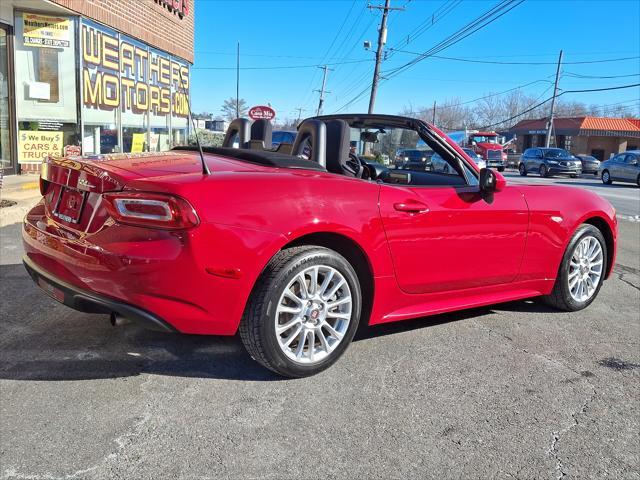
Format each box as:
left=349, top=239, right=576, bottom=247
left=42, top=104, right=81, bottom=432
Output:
left=598, top=150, right=640, bottom=186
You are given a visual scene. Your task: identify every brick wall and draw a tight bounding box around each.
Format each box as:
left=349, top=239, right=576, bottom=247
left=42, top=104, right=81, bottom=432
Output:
left=48, top=0, right=194, bottom=62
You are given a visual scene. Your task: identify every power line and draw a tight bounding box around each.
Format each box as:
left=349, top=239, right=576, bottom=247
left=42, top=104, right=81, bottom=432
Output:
left=563, top=71, right=640, bottom=79
left=479, top=83, right=640, bottom=129
left=336, top=0, right=525, bottom=110
left=389, top=50, right=640, bottom=66
left=561, top=83, right=640, bottom=94
left=298, top=0, right=359, bottom=109
left=383, top=0, right=525, bottom=78
left=388, top=0, right=462, bottom=55
left=192, top=58, right=373, bottom=70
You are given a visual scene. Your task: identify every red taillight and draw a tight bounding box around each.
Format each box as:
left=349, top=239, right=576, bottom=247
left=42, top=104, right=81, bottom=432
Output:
left=39, top=177, right=51, bottom=196
left=102, top=192, right=199, bottom=230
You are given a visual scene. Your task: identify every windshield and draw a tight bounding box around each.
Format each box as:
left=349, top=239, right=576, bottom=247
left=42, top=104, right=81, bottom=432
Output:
left=544, top=149, right=572, bottom=159
left=462, top=148, right=476, bottom=157
left=272, top=131, right=296, bottom=145
left=471, top=135, right=498, bottom=144
left=347, top=126, right=424, bottom=165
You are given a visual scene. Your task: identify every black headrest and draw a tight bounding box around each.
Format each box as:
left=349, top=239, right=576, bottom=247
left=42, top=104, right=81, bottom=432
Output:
left=292, top=119, right=326, bottom=166
left=250, top=119, right=272, bottom=149
left=325, top=119, right=351, bottom=175
left=223, top=118, right=252, bottom=148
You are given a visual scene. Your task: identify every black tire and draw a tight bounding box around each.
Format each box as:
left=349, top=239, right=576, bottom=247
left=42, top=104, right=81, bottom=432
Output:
left=570, top=174, right=578, bottom=178
left=519, top=164, right=527, bottom=176
left=601, top=169, right=612, bottom=184
left=497, top=166, right=505, bottom=172
left=239, top=246, right=362, bottom=378
left=636, top=174, right=639, bottom=187
left=542, top=224, right=607, bottom=312
left=539, top=164, right=548, bottom=177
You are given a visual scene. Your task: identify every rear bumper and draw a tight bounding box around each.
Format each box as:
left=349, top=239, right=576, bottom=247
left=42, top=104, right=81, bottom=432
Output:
left=22, top=202, right=284, bottom=336
left=23, top=256, right=176, bottom=332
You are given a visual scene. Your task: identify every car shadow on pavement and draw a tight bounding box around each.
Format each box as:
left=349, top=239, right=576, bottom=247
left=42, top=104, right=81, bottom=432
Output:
left=1, top=262, right=556, bottom=382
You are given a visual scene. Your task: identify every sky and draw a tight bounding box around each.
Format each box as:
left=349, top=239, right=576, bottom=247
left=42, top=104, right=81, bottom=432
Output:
left=190, top=0, right=640, bottom=122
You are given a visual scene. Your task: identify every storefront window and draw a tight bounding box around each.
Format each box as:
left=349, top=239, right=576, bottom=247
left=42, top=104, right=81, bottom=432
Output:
left=120, top=36, right=148, bottom=152
left=170, top=58, right=190, bottom=147
left=149, top=47, right=170, bottom=152
left=0, top=25, right=13, bottom=172
left=14, top=12, right=78, bottom=166
left=81, top=20, right=121, bottom=154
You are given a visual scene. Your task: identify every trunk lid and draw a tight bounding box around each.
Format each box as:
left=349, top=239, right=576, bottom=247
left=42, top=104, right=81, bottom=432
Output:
left=40, top=151, right=258, bottom=233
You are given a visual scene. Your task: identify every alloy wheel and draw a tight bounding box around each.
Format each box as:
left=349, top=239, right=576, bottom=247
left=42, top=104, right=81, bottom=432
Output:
left=275, top=265, right=352, bottom=365
left=568, top=235, right=603, bottom=303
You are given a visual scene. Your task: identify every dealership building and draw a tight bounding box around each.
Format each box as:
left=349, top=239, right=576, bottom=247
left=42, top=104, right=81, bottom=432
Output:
left=0, top=0, right=194, bottom=175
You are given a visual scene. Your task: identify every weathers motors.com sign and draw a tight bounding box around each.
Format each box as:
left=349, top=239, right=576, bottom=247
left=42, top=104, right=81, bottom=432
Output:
left=81, top=21, right=190, bottom=119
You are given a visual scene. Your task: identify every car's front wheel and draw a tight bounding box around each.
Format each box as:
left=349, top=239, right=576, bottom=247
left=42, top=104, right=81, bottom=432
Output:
left=542, top=224, right=607, bottom=311
left=497, top=166, right=505, bottom=172
left=539, top=165, right=548, bottom=177
left=239, top=246, right=361, bottom=378
left=519, top=164, right=527, bottom=176
left=601, top=169, right=612, bottom=184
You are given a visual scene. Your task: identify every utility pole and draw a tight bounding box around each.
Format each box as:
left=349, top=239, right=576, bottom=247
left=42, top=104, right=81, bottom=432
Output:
left=315, top=65, right=333, bottom=116
left=367, top=0, right=405, bottom=114
left=545, top=49, right=563, bottom=148
left=432, top=100, right=436, bottom=124
left=236, top=42, right=241, bottom=118
left=293, top=107, right=306, bottom=125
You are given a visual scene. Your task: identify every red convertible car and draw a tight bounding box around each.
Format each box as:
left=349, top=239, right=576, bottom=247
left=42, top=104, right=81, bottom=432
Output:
left=23, top=114, right=617, bottom=377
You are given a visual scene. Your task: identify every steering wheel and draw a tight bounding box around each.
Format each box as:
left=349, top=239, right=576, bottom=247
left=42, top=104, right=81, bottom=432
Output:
left=346, top=153, right=364, bottom=179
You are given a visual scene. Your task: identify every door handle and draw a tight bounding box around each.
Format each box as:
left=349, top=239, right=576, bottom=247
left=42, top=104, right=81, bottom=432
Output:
left=393, top=201, right=429, bottom=213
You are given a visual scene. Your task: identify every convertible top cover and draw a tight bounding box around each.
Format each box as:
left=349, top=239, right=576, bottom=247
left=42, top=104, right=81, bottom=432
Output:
left=172, top=146, right=327, bottom=171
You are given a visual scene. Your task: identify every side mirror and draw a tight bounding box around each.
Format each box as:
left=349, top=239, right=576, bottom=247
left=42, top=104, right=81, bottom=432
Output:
left=480, top=168, right=506, bottom=193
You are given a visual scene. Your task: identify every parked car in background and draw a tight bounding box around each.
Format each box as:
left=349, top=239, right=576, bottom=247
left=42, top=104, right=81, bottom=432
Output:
left=598, top=150, right=640, bottom=186
left=271, top=130, right=296, bottom=147
left=519, top=148, right=582, bottom=178
left=395, top=149, right=433, bottom=171
left=462, top=147, right=486, bottom=170
left=575, top=154, right=601, bottom=175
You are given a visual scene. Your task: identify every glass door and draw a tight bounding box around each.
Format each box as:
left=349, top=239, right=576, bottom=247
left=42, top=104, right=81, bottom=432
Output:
left=0, top=24, right=15, bottom=174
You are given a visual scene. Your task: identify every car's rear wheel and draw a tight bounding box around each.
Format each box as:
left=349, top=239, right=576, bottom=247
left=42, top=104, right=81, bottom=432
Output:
left=601, top=170, right=612, bottom=184
left=239, top=246, right=361, bottom=378
left=519, top=164, right=527, bottom=176
left=542, top=224, right=607, bottom=311
left=539, top=165, right=548, bottom=177
left=497, top=166, right=505, bottom=172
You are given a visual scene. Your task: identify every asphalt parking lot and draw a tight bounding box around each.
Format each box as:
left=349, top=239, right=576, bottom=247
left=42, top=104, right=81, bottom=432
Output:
left=1, top=176, right=638, bottom=480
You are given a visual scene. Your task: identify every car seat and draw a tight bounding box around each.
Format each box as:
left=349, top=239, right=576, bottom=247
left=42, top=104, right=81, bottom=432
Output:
left=325, top=119, right=361, bottom=178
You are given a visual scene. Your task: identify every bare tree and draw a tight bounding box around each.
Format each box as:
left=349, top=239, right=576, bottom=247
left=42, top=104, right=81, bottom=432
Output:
left=221, top=98, right=248, bottom=121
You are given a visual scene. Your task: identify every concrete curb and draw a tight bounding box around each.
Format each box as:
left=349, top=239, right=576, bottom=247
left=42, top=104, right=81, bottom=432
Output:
left=0, top=196, right=40, bottom=227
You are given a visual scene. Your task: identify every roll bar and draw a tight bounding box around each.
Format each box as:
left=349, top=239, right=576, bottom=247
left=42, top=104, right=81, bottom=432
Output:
left=222, top=118, right=252, bottom=148
left=291, top=119, right=327, bottom=167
